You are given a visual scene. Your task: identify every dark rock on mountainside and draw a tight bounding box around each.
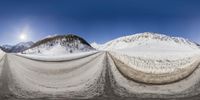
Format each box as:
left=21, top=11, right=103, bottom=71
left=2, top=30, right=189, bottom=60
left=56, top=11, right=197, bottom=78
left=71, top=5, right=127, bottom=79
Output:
left=23, top=34, right=94, bottom=54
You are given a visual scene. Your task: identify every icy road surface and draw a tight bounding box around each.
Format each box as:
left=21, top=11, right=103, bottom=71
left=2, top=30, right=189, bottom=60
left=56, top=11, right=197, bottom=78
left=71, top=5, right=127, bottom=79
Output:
left=0, top=51, right=200, bottom=100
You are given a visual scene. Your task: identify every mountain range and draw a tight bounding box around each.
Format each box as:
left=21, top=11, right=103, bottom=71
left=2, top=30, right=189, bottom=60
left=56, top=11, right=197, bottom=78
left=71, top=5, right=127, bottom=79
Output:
left=0, top=32, right=199, bottom=54
left=0, top=41, right=34, bottom=53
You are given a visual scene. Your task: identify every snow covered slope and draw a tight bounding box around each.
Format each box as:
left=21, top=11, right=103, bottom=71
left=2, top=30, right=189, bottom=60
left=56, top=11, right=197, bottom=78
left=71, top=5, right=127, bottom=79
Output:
left=23, top=34, right=94, bottom=56
left=98, top=32, right=198, bottom=50
left=97, top=32, right=200, bottom=58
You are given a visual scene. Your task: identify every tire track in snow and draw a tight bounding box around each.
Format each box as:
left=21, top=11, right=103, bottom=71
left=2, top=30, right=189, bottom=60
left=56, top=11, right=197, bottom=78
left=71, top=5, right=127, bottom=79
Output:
left=4, top=52, right=105, bottom=99
left=0, top=54, right=16, bottom=99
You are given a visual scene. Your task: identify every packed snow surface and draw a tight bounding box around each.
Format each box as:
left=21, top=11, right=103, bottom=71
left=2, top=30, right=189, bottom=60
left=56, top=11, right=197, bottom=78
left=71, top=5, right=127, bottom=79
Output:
left=7, top=52, right=106, bottom=98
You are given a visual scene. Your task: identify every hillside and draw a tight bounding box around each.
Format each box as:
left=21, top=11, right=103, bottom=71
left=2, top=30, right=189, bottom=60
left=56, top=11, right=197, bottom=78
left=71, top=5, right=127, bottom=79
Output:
left=23, top=34, right=94, bottom=55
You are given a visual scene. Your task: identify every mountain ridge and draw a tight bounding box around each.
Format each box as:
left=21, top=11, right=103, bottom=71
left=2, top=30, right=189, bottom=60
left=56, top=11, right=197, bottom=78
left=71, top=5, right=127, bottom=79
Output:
left=0, top=41, right=34, bottom=53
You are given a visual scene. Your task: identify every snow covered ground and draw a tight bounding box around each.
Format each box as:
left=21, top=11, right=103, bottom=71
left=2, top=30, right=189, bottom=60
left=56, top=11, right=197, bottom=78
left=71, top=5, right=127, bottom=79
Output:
left=110, top=48, right=200, bottom=74
left=107, top=53, right=200, bottom=98
left=0, top=33, right=200, bottom=99
left=23, top=44, right=94, bottom=56
left=109, top=38, right=200, bottom=59
left=0, top=50, right=199, bottom=99
left=6, top=52, right=106, bottom=98
left=97, top=32, right=200, bottom=74
left=97, top=32, right=200, bottom=84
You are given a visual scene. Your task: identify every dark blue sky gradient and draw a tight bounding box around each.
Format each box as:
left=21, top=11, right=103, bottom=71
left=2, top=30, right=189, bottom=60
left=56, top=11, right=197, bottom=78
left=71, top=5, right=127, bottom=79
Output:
left=0, top=0, right=200, bottom=45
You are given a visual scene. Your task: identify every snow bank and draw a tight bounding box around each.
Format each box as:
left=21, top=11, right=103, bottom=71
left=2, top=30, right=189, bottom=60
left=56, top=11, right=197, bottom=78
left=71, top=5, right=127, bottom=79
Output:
left=0, top=50, right=5, bottom=59
left=107, top=33, right=200, bottom=74
left=0, top=50, right=5, bottom=77
left=107, top=53, right=200, bottom=98
left=107, top=34, right=200, bottom=84
left=17, top=51, right=98, bottom=61
left=7, top=52, right=106, bottom=98
left=110, top=51, right=200, bottom=74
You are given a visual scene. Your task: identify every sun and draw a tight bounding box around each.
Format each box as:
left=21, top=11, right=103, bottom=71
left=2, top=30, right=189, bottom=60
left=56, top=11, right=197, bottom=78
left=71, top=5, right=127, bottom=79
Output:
left=19, top=34, right=27, bottom=41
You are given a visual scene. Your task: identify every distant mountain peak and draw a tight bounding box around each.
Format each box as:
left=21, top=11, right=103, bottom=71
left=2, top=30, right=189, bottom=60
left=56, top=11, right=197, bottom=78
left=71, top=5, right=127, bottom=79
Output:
left=90, top=42, right=103, bottom=50
left=0, top=41, right=34, bottom=53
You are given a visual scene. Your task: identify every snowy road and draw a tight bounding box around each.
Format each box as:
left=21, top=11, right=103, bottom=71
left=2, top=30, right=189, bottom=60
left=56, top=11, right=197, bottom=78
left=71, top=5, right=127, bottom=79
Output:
left=0, top=52, right=200, bottom=100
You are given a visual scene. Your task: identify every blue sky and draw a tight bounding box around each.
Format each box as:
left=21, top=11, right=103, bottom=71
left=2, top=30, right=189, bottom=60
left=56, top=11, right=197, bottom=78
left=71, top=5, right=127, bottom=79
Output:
left=0, top=0, right=200, bottom=45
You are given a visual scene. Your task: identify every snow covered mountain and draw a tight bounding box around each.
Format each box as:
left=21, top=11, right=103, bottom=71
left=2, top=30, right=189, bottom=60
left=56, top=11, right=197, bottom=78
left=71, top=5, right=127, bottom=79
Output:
left=23, top=34, right=94, bottom=55
left=90, top=42, right=103, bottom=50
left=95, top=32, right=199, bottom=50
left=0, top=41, right=34, bottom=53
left=0, top=45, right=12, bottom=52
